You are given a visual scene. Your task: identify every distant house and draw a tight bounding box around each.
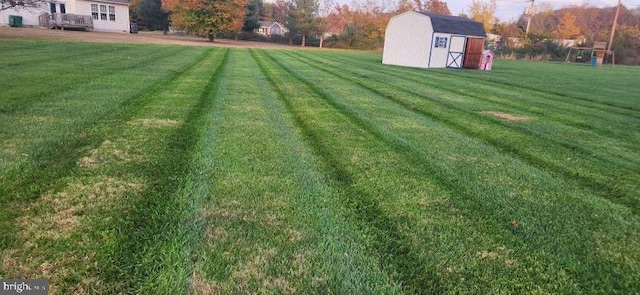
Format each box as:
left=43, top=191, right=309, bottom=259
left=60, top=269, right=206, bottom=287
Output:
left=0, top=0, right=130, bottom=33
left=383, top=11, right=486, bottom=69
left=255, top=21, right=288, bottom=38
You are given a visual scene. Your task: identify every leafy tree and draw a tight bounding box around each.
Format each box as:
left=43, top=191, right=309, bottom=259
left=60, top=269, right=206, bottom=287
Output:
left=288, top=0, right=320, bottom=46
left=0, top=0, right=42, bottom=11
left=164, top=0, right=247, bottom=41
left=469, top=0, right=496, bottom=32
left=243, top=0, right=263, bottom=32
left=331, top=4, right=388, bottom=50
left=425, top=0, right=450, bottom=15
left=264, top=0, right=290, bottom=24
left=137, top=0, right=169, bottom=31
left=555, top=11, right=580, bottom=39
left=526, top=3, right=556, bottom=36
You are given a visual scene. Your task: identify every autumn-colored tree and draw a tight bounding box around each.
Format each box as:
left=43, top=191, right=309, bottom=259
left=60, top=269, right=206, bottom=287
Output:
left=555, top=12, right=580, bottom=39
left=394, top=0, right=413, bottom=13
left=425, top=0, right=450, bottom=15
left=323, top=6, right=345, bottom=35
left=469, top=0, right=496, bottom=32
left=263, top=0, right=289, bottom=23
left=163, top=0, right=247, bottom=41
left=332, top=4, right=389, bottom=50
left=525, top=3, right=556, bottom=36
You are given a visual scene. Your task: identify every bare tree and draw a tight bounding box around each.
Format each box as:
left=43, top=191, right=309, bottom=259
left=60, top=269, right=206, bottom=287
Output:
left=1, top=0, right=44, bottom=11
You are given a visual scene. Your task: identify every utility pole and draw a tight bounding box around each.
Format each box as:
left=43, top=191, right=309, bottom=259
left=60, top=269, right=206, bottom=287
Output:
left=525, top=0, right=535, bottom=38
left=606, top=0, right=621, bottom=64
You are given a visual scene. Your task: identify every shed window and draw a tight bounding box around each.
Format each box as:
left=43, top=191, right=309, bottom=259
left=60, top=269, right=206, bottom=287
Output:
left=435, top=36, right=448, bottom=48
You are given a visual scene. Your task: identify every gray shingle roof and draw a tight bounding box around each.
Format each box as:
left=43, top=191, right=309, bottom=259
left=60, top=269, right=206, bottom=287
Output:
left=258, top=21, right=277, bottom=28
left=419, top=12, right=486, bottom=37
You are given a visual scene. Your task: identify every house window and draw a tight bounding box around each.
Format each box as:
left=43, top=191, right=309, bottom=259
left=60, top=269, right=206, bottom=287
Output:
left=99, top=4, right=107, bottom=20
left=50, top=2, right=56, bottom=13
left=434, top=36, right=448, bottom=48
left=60, top=3, right=66, bottom=13
left=108, top=6, right=115, bottom=21
left=91, top=4, right=98, bottom=19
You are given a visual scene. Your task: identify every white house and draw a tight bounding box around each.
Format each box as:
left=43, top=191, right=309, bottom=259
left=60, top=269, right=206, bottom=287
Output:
left=383, top=11, right=486, bottom=69
left=0, top=0, right=130, bottom=33
left=255, top=21, right=288, bottom=38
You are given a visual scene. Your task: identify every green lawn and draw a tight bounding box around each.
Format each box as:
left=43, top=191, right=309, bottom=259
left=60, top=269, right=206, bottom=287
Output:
left=0, top=39, right=639, bottom=294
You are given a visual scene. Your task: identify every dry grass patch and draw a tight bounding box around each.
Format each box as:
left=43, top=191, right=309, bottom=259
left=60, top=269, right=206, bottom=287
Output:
left=0, top=248, right=100, bottom=295
left=129, top=118, right=182, bottom=128
left=480, top=111, right=532, bottom=123
left=1, top=176, right=143, bottom=294
left=231, top=248, right=296, bottom=294
left=476, top=246, right=517, bottom=267
left=17, top=177, right=143, bottom=240
left=190, top=270, right=223, bottom=295
left=1, top=139, right=22, bottom=156
left=77, top=140, right=142, bottom=168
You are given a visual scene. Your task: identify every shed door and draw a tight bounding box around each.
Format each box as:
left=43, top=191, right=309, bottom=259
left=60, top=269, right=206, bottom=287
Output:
left=447, top=36, right=466, bottom=68
left=463, top=37, right=484, bottom=69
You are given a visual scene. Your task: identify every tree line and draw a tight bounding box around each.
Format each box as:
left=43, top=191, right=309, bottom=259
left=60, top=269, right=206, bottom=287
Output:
left=128, top=0, right=640, bottom=64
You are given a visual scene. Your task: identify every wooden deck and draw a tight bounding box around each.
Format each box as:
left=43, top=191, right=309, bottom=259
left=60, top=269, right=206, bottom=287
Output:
left=39, top=13, right=93, bottom=31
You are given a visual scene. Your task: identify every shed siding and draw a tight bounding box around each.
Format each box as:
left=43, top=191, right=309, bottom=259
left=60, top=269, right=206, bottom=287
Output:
left=382, top=11, right=432, bottom=68
left=428, top=32, right=451, bottom=68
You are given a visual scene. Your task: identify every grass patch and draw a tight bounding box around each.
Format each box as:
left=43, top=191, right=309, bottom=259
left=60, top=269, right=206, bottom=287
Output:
left=1, top=39, right=639, bottom=294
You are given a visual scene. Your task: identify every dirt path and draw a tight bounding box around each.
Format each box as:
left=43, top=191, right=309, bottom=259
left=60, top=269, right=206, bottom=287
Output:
left=0, top=27, right=295, bottom=49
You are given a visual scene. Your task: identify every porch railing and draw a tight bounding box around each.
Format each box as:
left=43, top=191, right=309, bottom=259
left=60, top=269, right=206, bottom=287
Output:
left=39, top=13, right=93, bottom=30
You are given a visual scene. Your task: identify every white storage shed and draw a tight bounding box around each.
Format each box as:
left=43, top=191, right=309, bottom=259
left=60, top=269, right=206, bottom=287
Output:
left=383, top=11, right=486, bottom=69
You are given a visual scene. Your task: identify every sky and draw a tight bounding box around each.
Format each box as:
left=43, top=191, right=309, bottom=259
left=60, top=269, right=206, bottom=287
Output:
left=446, top=0, right=640, bottom=22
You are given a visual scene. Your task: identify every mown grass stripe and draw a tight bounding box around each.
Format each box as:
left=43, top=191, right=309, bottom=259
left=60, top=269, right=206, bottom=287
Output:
left=255, top=49, right=454, bottom=294
left=287, top=51, right=640, bottom=173
left=317, top=51, right=640, bottom=116
left=249, top=49, right=404, bottom=294
left=280, top=50, right=640, bottom=213
left=0, top=46, right=212, bottom=251
left=434, top=64, right=640, bottom=112
left=0, top=45, right=191, bottom=114
left=261, top=49, right=640, bottom=293
left=97, top=48, right=230, bottom=294
left=305, top=51, right=640, bottom=141
left=290, top=51, right=640, bottom=162
left=0, top=41, right=123, bottom=69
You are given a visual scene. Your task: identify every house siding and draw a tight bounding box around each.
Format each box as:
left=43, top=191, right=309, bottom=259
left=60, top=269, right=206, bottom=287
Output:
left=382, top=11, right=433, bottom=68
left=0, top=4, right=48, bottom=27
left=1, top=0, right=129, bottom=32
left=77, top=0, right=129, bottom=33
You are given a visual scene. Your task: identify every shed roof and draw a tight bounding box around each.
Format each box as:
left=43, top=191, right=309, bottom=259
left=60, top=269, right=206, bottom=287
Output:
left=419, top=12, right=486, bottom=37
